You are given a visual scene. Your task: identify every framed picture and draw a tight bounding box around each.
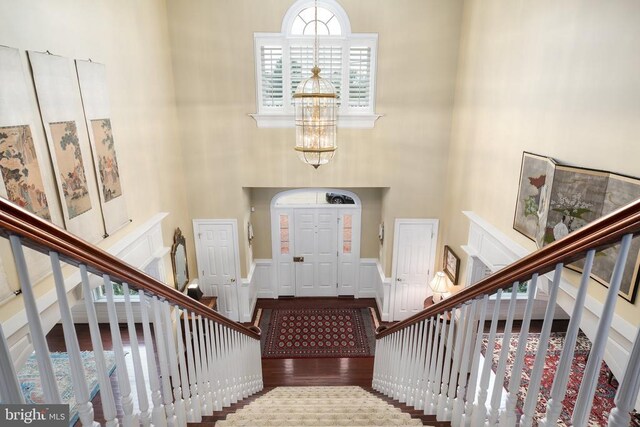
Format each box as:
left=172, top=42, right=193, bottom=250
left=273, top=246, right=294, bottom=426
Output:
left=513, top=152, right=557, bottom=247
left=443, top=245, right=460, bottom=286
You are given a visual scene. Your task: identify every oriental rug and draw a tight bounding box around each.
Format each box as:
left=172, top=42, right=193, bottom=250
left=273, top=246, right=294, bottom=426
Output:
left=261, top=308, right=375, bottom=358
left=482, top=331, right=618, bottom=427
left=18, top=351, right=118, bottom=426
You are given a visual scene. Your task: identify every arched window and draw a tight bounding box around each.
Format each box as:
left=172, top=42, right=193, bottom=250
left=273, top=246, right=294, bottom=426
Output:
left=252, top=0, right=379, bottom=128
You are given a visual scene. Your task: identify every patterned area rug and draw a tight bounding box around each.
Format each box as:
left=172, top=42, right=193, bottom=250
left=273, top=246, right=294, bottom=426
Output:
left=18, top=351, right=118, bottom=426
left=482, top=331, right=618, bottom=426
left=261, top=308, right=375, bottom=358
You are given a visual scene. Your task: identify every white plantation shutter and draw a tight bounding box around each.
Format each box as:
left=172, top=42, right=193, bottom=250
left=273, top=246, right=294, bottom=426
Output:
left=290, top=46, right=342, bottom=105
left=260, top=46, right=283, bottom=107
left=349, top=47, right=371, bottom=108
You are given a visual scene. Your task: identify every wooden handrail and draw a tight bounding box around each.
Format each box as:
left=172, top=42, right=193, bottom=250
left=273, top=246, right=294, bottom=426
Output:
left=0, top=198, right=259, bottom=340
left=377, top=198, right=640, bottom=339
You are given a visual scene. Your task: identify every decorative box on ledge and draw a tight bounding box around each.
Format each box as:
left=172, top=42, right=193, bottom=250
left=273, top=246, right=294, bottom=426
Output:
left=187, top=280, right=203, bottom=301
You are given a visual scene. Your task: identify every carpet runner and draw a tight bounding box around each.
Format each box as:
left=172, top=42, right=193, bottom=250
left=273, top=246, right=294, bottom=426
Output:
left=17, top=351, right=118, bottom=426
left=261, top=308, right=375, bottom=358
left=214, top=386, right=429, bottom=426
left=482, top=331, right=617, bottom=426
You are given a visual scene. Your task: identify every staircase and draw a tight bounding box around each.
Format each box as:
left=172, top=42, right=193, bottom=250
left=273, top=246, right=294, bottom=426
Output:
left=194, top=386, right=438, bottom=426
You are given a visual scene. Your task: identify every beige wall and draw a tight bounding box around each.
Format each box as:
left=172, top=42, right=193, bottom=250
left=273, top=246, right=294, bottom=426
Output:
left=166, top=0, right=464, bottom=276
left=249, top=187, right=383, bottom=260
left=443, top=0, right=640, bottom=324
left=0, top=0, right=192, bottom=322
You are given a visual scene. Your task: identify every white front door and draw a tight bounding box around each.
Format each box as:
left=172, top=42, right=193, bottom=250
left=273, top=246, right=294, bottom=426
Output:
left=194, top=220, right=240, bottom=320
left=294, top=208, right=338, bottom=296
left=392, top=219, right=438, bottom=321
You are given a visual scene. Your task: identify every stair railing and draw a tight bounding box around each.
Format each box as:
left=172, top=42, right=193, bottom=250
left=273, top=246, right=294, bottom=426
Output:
left=0, top=198, right=263, bottom=427
left=373, top=199, right=640, bottom=427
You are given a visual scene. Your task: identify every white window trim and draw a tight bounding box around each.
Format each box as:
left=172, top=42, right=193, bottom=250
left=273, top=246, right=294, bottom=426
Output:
left=251, top=0, right=382, bottom=129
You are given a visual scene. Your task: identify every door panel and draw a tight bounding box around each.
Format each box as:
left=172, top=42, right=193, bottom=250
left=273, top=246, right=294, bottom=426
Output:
left=393, top=221, right=437, bottom=321
left=196, top=222, right=239, bottom=320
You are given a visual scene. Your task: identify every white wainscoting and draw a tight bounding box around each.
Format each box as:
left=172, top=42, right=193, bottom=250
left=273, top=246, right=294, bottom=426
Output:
left=463, top=210, right=639, bottom=409
left=239, top=262, right=259, bottom=322
left=241, top=258, right=393, bottom=321
left=358, top=258, right=378, bottom=298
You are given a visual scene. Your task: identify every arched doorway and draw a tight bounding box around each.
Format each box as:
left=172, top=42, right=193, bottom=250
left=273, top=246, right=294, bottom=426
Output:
left=271, top=189, right=362, bottom=297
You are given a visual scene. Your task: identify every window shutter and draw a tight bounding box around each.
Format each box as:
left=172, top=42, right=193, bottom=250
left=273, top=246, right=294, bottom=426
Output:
left=290, top=46, right=342, bottom=105
left=260, top=46, right=283, bottom=107
left=348, top=47, right=371, bottom=108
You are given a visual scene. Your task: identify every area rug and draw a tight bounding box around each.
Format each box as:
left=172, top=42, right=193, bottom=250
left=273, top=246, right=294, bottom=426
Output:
left=18, top=351, right=118, bottom=426
left=482, top=331, right=617, bottom=426
left=261, top=308, right=375, bottom=358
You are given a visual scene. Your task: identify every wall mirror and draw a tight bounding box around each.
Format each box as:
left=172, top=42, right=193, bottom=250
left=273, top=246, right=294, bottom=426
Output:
left=171, top=227, right=189, bottom=292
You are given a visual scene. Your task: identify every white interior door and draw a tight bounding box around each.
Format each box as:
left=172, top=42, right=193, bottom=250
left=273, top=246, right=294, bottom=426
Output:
left=392, top=219, right=438, bottom=321
left=194, top=220, right=240, bottom=321
left=294, top=208, right=338, bottom=296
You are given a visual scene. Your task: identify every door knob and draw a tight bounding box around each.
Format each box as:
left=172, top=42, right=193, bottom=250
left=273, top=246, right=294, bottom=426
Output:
left=396, top=278, right=403, bottom=282
left=231, top=278, right=236, bottom=283
left=293, top=256, right=304, bottom=262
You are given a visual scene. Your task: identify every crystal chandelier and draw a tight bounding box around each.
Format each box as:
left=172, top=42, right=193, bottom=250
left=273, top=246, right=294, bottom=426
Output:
left=293, top=0, right=337, bottom=169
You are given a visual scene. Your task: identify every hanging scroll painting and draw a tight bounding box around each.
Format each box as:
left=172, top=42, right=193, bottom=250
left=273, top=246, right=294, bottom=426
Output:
left=0, top=46, right=64, bottom=285
left=28, top=51, right=104, bottom=243
left=76, top=60, right=128, bottom=234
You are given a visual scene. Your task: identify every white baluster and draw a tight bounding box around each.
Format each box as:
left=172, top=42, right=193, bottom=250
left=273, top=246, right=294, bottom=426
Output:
left=461, top=295, right=488, bottom=427
left=214, top=322, right=224, bottom=404
left=81, top=266, right=118, bottom=427
left=175, top=308, right=194, bottom=423
left=540, top=252, right=596, bottom=426
left=608, top=327, right=640, bottom=426
left=220, top=325, right=231, bottom=407
left=520, top=263, right=563, bottom=427
left=162, top=302, right=186, bottom=427
left=198, top=315, right=214, bottom=410
left=487, top=285, right=519, bottom=426
left=49, top=252, right=97, bottom=426
left=470, top=289, right=502, bottom=426
left=152, top=297, right=177, bottom=427
left=122, top=283, right=151, bottom=427
left=183, top=310, right=201, bottom=421
left=452, top=299, right=479, bottom=426
left=8, top=235, right=61, bottom=403
left=399, top=325, right=413, bottom=402
left=104, top=276, right=136, bottom=426
left=444, top=305, right=468, bottom=421
left=417, top=317, right=434, bottom=410
left=437, top=309, right=456, bottom=419
left=0, top=324, right=24, bottom=403
left=424, top=314, right=442, bottom=413
left=500, top=275, right=538, bottom=427
left=139, top=292, right=166, bottom=427
left=190, top=312, right=208, bottom=414
left=429, top=311, right=449, bottom=415
left=407, top=320, right=424, bottom=407
left=573, top=234, right=633, bottom=426
left=204, top=318, right=219, bottom=410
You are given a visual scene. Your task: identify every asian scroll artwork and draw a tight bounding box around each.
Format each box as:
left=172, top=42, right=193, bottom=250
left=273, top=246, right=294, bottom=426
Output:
left=90, top=118, right=122, bottom=202
left=514, top=151, right=640, bottom=303
left=0, top=125, right=51, bottom=220
left=49, top=121, right=91, bottom=219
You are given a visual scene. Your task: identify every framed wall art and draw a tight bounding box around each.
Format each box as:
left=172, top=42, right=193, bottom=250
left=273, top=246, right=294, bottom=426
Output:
left=443, top=245, right=460, bottom=286
left=513, top=152, right=557, bottom=247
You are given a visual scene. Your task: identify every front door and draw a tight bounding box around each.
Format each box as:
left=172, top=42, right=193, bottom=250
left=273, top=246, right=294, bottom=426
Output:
left=294, top=208, right=338, bottom=296
left=392, top=219, right=438, bottom=321
left=194, top=221, right=239, bottom=320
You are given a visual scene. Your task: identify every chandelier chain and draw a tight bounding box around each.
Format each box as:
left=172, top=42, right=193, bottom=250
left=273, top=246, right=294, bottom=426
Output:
left=314, top=0, right=318, bottom=67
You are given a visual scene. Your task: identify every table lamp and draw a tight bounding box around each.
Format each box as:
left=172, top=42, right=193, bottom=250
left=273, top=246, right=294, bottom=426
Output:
left=430, top=271, right=451, bottom=303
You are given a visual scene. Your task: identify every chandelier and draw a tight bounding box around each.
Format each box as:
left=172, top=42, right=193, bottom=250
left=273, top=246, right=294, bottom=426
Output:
left=293, top=0, right=338, bottom=169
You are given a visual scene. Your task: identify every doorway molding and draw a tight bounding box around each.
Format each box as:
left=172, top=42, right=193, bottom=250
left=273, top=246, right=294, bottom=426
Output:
left=270, top=188, right=363, bottom=297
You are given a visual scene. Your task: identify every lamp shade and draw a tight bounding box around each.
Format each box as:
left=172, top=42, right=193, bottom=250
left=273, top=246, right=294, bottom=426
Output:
left=430, top=271, right=450, bottom=294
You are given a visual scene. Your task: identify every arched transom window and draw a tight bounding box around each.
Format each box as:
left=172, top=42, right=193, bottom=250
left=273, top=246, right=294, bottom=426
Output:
left=252, top=0, right=379, bottom=128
